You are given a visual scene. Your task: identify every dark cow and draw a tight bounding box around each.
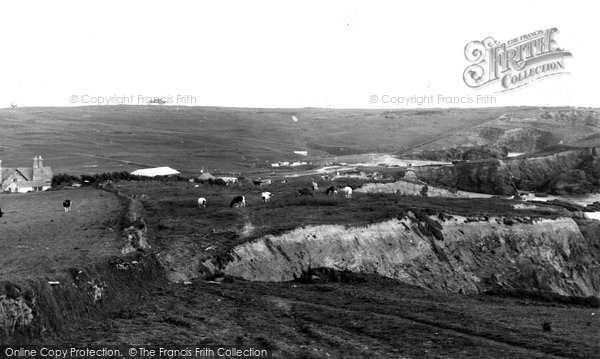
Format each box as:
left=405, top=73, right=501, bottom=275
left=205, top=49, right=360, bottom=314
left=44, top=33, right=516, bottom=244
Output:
left=229, top=195, right=246, bottom=208
left=63, top=200, right=71, bottom=212
left=0, top=207, right=3, bottom=218
left=298, top=188, right=313, bottom=197
left=325, top=186, right=339, bottom=196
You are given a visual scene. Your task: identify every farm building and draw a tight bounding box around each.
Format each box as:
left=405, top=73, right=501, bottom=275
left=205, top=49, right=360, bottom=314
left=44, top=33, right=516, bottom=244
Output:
left=216, top=176, right=238, bottom=183
left=197, top=172, right=216, bottom=181
left=0, top=156, right=53, bottom=193
left=131, top=166, right=180, bottom=177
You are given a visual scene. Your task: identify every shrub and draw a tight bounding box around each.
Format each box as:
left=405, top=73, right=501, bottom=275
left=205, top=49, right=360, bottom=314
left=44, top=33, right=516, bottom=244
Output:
left=542, top=321, right=552, bottom=332
left=51, top=173, right=80, bottom=187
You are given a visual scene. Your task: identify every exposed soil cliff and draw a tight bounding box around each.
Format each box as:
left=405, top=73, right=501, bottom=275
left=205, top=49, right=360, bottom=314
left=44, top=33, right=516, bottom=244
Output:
left=218, top=214, right=600, bottom=297
left=0, top=253, right=166, bottom=344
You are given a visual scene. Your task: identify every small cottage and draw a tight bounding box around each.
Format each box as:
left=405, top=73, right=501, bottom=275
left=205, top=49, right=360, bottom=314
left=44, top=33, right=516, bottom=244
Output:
left=1, top=156, right=53, bottom=193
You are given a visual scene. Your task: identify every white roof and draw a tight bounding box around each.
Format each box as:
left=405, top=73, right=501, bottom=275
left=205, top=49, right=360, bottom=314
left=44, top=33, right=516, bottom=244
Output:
left=131, top=166, right=180, bottom=177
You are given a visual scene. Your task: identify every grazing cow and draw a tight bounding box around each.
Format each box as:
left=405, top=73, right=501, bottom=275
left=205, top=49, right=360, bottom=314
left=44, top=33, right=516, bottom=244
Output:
left=312, top=181, right=319, bottom=190
left=325, top=186, right=338, bottom=196
left=198, top=197, right=207, bottom=208
left=261, top=192, right=272, bottom=203
left=340, top=186, right=353, bottom=198
left=63, top=200, right=71, bottom=212
left=298, top=188, right=313, bottom=197
left=0, top=207, right=3, bottom=218
left=253, top=180, right=262, bottom=186
left=229, top=195, right=246, bottom=208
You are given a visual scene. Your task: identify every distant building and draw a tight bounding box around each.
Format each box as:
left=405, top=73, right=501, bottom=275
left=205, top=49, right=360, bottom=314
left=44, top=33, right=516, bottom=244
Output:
left=131, top=166, right=180, bottom=177
left=1, top=156, right=53, bottom=193
left=197, top=172, right=216, bottom=181
left=216, top=176, right=238, bottom=183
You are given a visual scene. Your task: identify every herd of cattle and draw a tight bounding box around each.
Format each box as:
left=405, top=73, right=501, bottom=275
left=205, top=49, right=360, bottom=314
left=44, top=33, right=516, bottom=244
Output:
left=0, top=180, right=353, bottom=216
left=197, top=184, right=354, bottom=209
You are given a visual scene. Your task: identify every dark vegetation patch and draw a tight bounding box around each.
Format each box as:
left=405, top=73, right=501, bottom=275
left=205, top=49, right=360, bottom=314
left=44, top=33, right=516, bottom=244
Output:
left=484, top=289, right=600, bottom=308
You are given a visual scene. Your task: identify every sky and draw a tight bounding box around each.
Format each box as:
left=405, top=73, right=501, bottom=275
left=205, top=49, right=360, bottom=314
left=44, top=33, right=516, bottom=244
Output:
left=0, top=0, right=596, bottom=109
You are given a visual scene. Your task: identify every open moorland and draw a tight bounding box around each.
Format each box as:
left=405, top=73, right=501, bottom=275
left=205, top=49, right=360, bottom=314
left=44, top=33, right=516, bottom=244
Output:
left=4, top=106, right=599, bottom=175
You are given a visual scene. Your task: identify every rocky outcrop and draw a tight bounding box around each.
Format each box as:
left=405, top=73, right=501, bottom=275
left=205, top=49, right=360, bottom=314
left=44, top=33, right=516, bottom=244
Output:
left=120, top=198, right=150, bottom=254
left=416, top=160, right=517, bottom=195
left=404, top=127, right=557, bottom=161
left=416, top=147, right=600, bottom=195
left=406, top=144, right=507, bottom=162
left=357, top=180, right=461, bottom=197
left=219, top=214, right=600, bottom=297
left=506, top=147, right=600, bottom=195
left=587, top=202, right=600, bottom=211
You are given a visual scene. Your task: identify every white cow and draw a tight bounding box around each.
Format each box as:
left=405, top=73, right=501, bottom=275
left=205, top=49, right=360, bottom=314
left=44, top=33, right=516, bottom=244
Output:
left=261, top=192, right=272, bottom=203
left=198, top=197, right=207, bottom=208
left=341, top=186, right=353, bottom=198
left=312, top=181, right=319, bottom=190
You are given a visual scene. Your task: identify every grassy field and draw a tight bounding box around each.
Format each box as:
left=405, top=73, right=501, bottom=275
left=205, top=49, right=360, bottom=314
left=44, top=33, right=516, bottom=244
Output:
left=0, top=188, right=123, bottom=280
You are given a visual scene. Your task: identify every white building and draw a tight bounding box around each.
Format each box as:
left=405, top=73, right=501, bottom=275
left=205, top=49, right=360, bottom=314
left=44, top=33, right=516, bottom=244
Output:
left=131, top=166, right=180, bottom=177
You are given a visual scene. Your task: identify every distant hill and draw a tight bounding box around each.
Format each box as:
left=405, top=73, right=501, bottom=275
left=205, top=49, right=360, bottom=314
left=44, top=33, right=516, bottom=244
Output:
left=0, top=106, right=597, bottom=175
